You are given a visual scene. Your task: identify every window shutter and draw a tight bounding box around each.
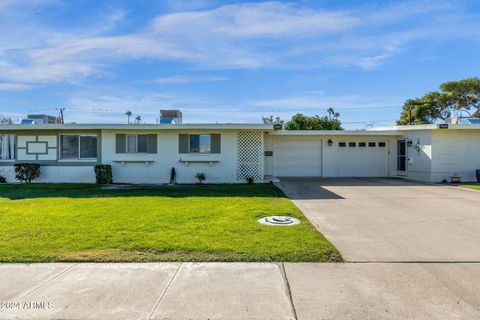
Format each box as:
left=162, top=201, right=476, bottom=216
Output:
left=178, top=134, right=189, bottom=153
left=147, top=134, right=157, bottom=154
left=115, top=134, right=126, bottom=153
left=211, top=134, right=221, bottom=154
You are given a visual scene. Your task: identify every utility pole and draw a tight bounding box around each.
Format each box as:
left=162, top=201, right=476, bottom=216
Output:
left=56, top=107, right=65, bottom=124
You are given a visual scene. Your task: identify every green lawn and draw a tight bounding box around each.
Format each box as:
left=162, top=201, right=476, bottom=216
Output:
left=0, top=183, right=341, bottom=263
left=461, top=184, right=480, bottom=191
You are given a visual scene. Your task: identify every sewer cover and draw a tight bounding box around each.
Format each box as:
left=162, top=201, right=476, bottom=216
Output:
left=257, top=216, right=301, bottom=226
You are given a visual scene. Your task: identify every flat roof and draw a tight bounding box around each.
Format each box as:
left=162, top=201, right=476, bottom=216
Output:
left=0, top=123, right=274, bottom=131
left=369, top=124, right=480, bottom=131
left=271, top=130, right=401, bottom=136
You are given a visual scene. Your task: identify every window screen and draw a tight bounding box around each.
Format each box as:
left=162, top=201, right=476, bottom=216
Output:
left=80, top=136, right=97, bottom=159
left=190, top=134, right=211, bottom=153
left=61, top=135, right=79, bottom=159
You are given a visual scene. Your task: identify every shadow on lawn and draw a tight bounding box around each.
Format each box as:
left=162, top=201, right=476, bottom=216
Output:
left=0, top=183, right=286, bottom=200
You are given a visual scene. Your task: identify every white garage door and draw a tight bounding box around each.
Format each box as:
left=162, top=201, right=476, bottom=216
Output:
left=337, top=141, right=388, bottom=177
left=274, top=140, right=322, bottom=177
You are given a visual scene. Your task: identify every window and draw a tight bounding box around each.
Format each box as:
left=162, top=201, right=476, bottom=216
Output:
left=61, top=135, right=97, bottom=159
left=190, top=134, right=211, bottom=153
left=378, top=142, right=386, bottom=147
left=0, top=134, right=15, bottom=160
left=359, top=142, right=366, bottom=147
left=126, top=134, right=149, bottom=153
left=368, top=142, right=376, bottom=147
left=348, top=142, right=356, bottom=147
left=338, top=142, right=346, bottom=147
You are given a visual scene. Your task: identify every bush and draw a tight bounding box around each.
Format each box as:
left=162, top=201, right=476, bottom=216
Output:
left=14, top=163, right=40, bottom=183
left=0, top=175, right=6, bottom=183
left=246, top=176, right=254, bottom=184
left=94, top=164, right=113, bottom=184
left=195, top=172, right=206, bottom=184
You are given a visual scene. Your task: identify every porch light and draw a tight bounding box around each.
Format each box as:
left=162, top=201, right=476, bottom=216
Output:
left=328, top=139, right=333, bottom=146
left=406, top=140, right=413, bottom=147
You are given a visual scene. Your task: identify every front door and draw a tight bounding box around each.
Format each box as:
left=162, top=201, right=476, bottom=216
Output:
left=396, top=140, right=407, bottom=173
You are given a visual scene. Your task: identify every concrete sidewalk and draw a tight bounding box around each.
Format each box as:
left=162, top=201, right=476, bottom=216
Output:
left=1, top=262, right=480, bottom=320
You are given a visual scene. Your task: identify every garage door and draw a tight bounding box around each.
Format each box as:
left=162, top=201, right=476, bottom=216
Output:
left=274, top=140, right=322, bottom=177
left=337, top=141, right=388, bottom=177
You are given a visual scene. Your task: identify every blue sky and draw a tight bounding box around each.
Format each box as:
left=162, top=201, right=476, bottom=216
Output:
left=0, top=0, right=479, bottom=129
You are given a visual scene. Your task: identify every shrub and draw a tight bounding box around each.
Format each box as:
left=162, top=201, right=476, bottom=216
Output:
left=94, top=164, right=113, bottom=184
left=0, top=175, right=6, bottom=183
left=195, top=172, right=206, bottom=184
left=14, top=163, right=40, bottom=183
left=246, top=176, right=254, bottom=184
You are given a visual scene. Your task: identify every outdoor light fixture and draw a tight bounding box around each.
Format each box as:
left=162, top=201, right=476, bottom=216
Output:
left=328, top=139, right=333, bottom=146
left=407, top=140, right=413, bottom=147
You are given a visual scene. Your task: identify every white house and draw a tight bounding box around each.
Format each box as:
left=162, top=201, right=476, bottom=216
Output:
left=1, top=121, right=480, bottom=184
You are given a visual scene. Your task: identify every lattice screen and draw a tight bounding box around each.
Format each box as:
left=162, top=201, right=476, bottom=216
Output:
left=236, top=131, right=264, bottom=181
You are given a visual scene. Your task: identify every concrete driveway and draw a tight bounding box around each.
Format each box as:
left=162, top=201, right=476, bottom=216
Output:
left=277, top=177, right=480, bottom=262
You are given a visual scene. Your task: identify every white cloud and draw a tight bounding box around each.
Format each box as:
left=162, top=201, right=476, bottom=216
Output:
left=0, top=82, right=32, bottom=91
left=0, top=1, right=479, bottom=84
left=153, top=75, right=228, bottom=84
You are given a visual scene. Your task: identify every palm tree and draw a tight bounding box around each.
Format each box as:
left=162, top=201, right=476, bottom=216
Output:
left=327, top=107, right=335, bottom=120
left=134, top=115, right=142, bottom=124
left=125, top=110, right=132, bottom=124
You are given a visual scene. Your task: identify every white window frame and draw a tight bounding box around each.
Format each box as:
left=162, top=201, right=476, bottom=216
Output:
left=60, top=134, right=98, bottom=160
left=0, top=134, right=16, bottom=161
left=125, top=134, right=148, bottom=154
left=189, top=134, right=212, bottom=154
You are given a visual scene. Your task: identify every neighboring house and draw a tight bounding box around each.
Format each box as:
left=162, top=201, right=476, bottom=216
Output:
left=0, top=116, right=479, bottom=183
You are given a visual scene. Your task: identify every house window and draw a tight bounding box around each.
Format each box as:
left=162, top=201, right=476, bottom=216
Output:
left=338, top=142, right=346, bottom=147
left=359, top=142, right=366, bottom=147
left=126, top=134, right=149, bottom=153
left=348, top=142, right=356, bottom=147
left=378, top=142, right=386, bottom=147
left=0, top=134, right=15, bottom=160
left=190, top=134, right=211, bottom=153
left=61, top=135, right=97, bottom=159
left=368, top=142, right=376, bottom=147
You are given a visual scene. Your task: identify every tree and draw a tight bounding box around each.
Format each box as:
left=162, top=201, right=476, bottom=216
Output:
left=262, top=115, right=284, bottom=125
left=397, top=77, right=480, bottom=125
left=440, top=77, right=480, bottom=117
left=134, top=115, right=142, bottom=124
left=397, top=92, right=450, bottom=125
left=0, top=115, right=13, bottom=125
left=125, top=110, right=132, bottom=124
left=285, top=112, right=342, bottom=130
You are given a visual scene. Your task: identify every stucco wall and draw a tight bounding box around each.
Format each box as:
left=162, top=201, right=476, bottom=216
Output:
left=402, top=130, right=433, bottom=182
left=0, top=166, right=95, bottom=183
left=431, top=130, right=480, bottom=182
left=101, top=130, right=239, bottom=184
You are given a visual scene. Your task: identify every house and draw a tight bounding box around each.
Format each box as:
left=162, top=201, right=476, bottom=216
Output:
left=0, top=113, right=479, bottom=183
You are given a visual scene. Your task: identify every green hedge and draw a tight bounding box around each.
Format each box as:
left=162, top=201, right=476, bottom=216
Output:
left=94, top=164, right=113, bottom=184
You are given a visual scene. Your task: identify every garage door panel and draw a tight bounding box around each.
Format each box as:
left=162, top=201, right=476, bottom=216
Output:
left=274, top=140, right=322, bottom=177
left=337, top=144, right=387, bottom=177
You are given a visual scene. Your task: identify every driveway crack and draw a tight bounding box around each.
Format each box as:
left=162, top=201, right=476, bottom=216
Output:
left=279, top=263, right=298, bottom=320
left=148, top=263, right=182, bottom=320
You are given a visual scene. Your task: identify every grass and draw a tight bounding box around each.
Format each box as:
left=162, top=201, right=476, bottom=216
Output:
left=0, top=183, right=341, bottom=263
left=461, top=184, right=480, bottom=191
